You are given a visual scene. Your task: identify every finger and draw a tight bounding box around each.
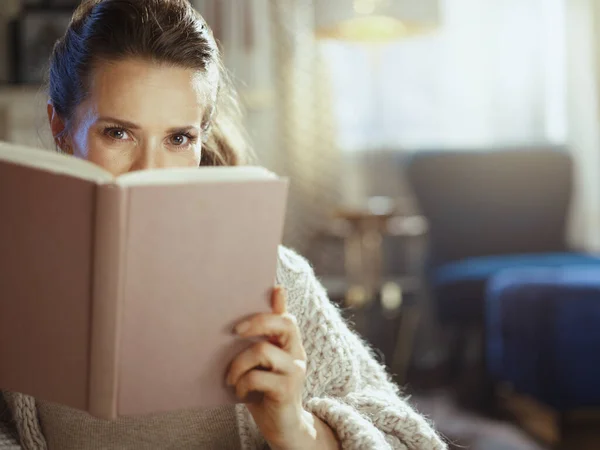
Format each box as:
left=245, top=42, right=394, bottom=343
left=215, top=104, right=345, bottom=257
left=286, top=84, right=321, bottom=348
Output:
left=235, top=369, right=294, bottom=403
left=235, top=312, right=304, bottom=359
left=226, top=341, right=304, bottom=387
left=271, top=286, right=287, bottom=315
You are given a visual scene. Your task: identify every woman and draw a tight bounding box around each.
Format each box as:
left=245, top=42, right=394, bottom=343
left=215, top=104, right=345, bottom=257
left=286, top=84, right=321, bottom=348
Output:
left=2, top=0, right=446, bottom=449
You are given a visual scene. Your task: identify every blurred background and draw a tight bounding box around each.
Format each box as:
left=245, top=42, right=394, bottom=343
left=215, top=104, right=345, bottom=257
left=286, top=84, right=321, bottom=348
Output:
left=1, top=0, right=600, bottom=448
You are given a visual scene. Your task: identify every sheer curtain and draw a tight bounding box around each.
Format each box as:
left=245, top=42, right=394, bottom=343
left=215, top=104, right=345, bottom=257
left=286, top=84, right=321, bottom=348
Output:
left=193, top=0, right=340, bottom=252
left=566, top=0, right=600, bottom=252
left=269, top=0, right=341, bottom=251
left=191, top=0, right=279, bottom=170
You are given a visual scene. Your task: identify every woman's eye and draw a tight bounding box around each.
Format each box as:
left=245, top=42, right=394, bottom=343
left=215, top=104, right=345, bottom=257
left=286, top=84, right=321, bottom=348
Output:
left=105, top=128, right=129, bottom=140
left=170, top=134, right=191, bottom=146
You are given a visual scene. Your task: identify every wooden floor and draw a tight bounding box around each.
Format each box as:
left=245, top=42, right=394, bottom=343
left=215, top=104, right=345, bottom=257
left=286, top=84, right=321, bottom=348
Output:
left=412, top=392, right=546, bottom=450
left=500, top=392, right=600, bottom=450
left=411, top=391, right=600, bottom=450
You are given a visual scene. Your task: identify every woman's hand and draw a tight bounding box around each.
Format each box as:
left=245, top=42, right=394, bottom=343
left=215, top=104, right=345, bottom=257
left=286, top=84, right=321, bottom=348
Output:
left=226, top=286, right=340, bottom=450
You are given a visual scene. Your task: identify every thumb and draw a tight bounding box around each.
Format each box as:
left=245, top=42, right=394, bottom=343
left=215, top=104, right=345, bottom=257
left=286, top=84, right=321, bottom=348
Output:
left=271, top=286, right=287, bottom=315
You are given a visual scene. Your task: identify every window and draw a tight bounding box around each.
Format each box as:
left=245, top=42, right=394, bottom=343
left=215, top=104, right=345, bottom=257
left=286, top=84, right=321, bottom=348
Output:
left=321, top=0, right=567, bottom=152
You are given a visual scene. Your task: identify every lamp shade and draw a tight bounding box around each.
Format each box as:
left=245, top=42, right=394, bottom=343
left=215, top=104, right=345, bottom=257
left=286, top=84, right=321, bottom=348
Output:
left=315, top=0, right=440, bottom=42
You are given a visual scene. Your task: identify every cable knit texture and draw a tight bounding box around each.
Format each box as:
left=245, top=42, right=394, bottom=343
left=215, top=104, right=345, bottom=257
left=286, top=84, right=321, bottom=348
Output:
left=2, top=247, right=446, bottom=450
left=2, top=393, right=45, bottom=450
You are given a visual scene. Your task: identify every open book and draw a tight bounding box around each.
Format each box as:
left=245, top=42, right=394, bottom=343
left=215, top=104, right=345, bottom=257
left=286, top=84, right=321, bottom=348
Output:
left=0, top=142, right=288, bottom=419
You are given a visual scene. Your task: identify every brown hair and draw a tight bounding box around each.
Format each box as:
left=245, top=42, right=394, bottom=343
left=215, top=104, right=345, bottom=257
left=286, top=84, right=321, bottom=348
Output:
left=48, top=0, right=249, bottom=166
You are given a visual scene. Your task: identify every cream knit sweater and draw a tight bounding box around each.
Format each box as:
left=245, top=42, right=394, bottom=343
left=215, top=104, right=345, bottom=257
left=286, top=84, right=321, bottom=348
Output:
left=3, top=247, right=446, bottom=450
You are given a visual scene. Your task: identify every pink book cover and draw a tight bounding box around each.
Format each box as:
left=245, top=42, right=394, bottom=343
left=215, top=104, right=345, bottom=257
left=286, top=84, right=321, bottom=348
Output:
left=0, top=142, right=288, bottom=419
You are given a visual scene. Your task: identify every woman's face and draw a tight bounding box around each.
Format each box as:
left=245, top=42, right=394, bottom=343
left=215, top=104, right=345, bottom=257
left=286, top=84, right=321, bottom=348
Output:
left=49, top=59, right=209, bottom=176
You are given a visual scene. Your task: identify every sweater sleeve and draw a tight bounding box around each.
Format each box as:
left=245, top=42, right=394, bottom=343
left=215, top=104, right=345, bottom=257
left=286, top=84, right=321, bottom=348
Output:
left=277, top=247, right=447, bottom=450
left=0, top=395, right=22, bottom=450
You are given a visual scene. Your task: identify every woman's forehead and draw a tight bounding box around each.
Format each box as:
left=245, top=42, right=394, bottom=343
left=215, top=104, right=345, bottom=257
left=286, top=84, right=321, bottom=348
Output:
left=82, top=59, right=210, bottom=127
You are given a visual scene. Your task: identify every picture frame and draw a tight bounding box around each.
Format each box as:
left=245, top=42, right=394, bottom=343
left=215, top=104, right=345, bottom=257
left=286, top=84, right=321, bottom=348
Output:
left=12, top=9, right=73, bottom=84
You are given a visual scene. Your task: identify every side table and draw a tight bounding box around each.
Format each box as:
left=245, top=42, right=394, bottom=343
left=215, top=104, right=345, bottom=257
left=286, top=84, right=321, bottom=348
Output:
left=334, top=197, right=428, bottom=383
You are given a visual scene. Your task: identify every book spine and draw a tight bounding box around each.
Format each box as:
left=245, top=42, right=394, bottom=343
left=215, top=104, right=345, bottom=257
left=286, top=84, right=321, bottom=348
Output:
left=88, top=184, right=128, bottom=419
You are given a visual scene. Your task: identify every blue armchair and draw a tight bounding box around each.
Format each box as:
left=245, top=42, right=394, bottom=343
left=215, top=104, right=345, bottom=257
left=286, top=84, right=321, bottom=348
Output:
left=405, top=146, right=600, bottom=325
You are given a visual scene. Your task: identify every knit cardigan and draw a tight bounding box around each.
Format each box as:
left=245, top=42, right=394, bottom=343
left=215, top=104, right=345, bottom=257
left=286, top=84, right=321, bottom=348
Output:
left=3, top=247, right=446, bottom=450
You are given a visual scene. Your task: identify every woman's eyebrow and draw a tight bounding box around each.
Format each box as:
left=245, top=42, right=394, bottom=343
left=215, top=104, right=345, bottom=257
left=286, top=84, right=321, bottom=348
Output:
left=165, top=125, right=199, bottom=134
left=96, top=117, right=199, bottom=134
left=97, top=117, right=141, bottom=129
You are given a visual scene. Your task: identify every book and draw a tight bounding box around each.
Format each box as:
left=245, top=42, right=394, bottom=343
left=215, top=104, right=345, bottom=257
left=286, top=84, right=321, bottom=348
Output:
left=0, top=141, right=288, bottom=420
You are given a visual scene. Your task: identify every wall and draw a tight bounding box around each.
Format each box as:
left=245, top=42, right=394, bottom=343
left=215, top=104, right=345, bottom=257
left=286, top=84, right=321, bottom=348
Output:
left=0, top=86, right=52, bottom=146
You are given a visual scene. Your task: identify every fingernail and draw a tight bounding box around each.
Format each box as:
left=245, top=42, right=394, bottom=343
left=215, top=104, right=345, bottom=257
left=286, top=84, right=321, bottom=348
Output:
left=235, top=321, right=250, bottom=334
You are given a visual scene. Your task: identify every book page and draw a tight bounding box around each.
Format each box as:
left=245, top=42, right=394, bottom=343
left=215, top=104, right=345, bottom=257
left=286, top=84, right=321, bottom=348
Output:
left=115, top=166, right=278, bottom=186
left=0, top=141, right=113, bottom=183
left=0, top=141, right=278, bottom=185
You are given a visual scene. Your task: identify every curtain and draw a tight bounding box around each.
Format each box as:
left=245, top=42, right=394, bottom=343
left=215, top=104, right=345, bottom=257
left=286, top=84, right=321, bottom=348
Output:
left=192, top=0, right=280, bottom=170
left=193, top=0, right=340, bottom=253
left=268, top=0, right=341, bottom=253
left=565, top=0, right=600, bottom=252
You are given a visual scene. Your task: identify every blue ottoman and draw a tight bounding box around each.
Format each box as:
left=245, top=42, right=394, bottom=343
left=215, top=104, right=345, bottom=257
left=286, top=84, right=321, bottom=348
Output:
left=486, top=267, right=600, bottom=411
